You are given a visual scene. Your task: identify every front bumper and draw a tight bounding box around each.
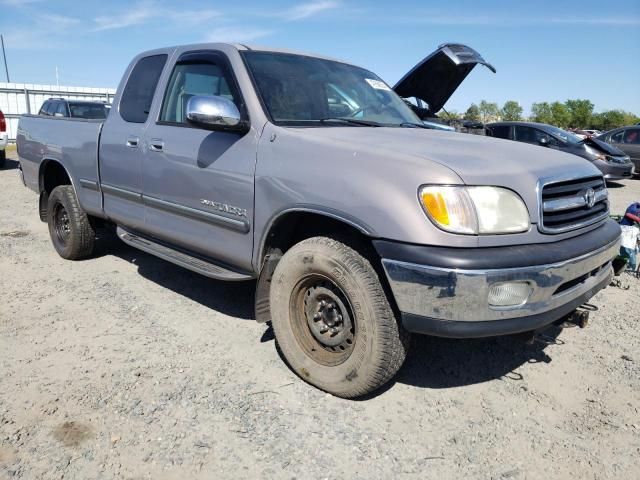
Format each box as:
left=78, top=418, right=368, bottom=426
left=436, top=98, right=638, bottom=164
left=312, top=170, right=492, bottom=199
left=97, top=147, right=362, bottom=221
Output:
left=376, top=221, right=621, bottom=338
left=593, top=159, right=634, bottom=180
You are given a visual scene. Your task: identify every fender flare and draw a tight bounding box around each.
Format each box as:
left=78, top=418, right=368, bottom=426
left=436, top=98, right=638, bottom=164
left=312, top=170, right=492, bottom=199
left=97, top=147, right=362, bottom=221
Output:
left=37, top=158, right=81, bottom=221
left=254, top=205, right=376, bottom=272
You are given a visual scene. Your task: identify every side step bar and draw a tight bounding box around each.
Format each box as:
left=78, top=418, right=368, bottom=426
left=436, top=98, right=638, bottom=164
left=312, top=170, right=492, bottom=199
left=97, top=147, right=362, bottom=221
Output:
left=116, top=226, right=254, bottom=282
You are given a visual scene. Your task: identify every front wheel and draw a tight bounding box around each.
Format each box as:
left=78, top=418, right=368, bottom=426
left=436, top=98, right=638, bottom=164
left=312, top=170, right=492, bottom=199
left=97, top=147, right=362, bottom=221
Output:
left=47, top=185, right=95, bottom=260
left=270, top=236, right=410, bottom=398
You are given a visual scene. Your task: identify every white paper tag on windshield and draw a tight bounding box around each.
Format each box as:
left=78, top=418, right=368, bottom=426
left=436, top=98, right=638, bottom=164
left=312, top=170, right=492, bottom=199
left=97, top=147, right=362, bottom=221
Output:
left=365, top=79, right=391, bottom=91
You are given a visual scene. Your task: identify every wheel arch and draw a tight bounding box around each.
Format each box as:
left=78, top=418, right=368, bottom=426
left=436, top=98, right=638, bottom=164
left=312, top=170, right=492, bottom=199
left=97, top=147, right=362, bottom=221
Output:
left=38, top=158, right=79, bottom=221
left=255, top=206, right=376, bottom=272
left=253, top=207, right=383, bottom=325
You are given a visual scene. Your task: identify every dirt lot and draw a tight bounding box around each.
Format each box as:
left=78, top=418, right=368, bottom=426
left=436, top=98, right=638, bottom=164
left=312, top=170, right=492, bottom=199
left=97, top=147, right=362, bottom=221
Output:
left=1, top=150, right=639, bottom=480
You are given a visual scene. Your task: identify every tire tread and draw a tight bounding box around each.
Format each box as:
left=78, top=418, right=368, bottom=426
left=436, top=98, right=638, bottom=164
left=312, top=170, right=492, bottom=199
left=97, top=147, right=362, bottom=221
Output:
left=271, top=236, right=409, bottom=398
left=47, top=185, right=95, bottom=260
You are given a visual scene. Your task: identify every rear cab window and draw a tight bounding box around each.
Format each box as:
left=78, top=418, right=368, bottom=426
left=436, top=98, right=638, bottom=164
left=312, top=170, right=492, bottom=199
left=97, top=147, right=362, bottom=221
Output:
left=68, top=103, right=108, bottom=119
left=119, top=54, right=168, bottom=123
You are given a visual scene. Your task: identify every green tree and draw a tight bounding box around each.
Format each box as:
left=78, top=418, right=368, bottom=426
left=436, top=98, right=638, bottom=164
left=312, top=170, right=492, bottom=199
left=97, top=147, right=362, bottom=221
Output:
left=564, top=99, right=594, bottom=128
left=550, top=102, right=571, bottom=128
left=501, top=101, right=523, bottom=121
left=479, top=100, right=500, bottom=123
left=464, top=103, right=481, bottom=122
left=439, top=110, right=461, bottom=121
left=592, top=110, right=640, bottom=131
left=530, top=102, right=553, bottom=124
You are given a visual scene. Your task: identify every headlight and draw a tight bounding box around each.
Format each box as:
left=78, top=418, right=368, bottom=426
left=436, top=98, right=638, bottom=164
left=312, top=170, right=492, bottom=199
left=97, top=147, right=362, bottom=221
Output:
left=419, top=185, right=530, bottom=235
left=605, top=155, right=630, bottom=164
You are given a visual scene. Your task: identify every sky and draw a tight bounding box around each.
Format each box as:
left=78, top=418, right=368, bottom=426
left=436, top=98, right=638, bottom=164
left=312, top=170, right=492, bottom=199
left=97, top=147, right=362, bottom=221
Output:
left=0, top=0, right=639, bottom=115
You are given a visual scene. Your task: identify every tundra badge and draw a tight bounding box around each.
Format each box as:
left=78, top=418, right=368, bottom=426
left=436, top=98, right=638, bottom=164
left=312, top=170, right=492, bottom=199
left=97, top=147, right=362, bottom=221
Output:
left=200, top=199, right=248, bottom=218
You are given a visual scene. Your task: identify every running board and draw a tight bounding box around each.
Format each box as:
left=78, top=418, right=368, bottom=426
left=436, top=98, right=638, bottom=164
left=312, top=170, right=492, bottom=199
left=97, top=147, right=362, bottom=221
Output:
left=116, top=227, right=253, bottom=282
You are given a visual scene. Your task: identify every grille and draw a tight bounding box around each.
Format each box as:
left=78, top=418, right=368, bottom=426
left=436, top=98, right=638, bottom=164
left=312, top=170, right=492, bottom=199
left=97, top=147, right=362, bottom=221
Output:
left=540, top=176, right=609, bottom=233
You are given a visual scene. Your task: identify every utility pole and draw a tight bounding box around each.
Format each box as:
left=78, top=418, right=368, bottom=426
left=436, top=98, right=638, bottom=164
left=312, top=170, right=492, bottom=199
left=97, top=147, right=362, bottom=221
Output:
left=1, top=34, right=10, bottom=83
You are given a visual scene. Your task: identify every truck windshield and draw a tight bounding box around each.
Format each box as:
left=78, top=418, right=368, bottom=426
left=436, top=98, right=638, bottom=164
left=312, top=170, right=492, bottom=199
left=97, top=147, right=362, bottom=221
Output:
left=243, top=51, right=421, bottom=127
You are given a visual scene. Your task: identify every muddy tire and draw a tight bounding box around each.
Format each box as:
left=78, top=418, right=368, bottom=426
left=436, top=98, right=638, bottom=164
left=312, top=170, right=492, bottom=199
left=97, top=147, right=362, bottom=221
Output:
left=270, top=236, right=410, bottom=398
left=47, top=185, right=95, bottom=260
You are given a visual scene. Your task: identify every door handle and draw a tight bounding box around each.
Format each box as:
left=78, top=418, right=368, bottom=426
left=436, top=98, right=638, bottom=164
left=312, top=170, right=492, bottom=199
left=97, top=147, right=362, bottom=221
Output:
left=149, top=139, right=164, bottom=152
left=126, top=136, right=139, bottom=148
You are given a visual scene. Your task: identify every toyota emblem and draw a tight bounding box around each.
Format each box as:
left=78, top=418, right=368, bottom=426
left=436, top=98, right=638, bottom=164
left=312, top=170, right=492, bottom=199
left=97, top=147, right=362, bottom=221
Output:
left=583, top=188, right=596, bottom=208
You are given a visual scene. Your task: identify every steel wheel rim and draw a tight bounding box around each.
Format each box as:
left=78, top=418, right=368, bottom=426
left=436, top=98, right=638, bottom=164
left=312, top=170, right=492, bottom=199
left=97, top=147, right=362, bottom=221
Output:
left=53, top=203, right=71, bottom=247
left=289, top=274, right=356, bottom=366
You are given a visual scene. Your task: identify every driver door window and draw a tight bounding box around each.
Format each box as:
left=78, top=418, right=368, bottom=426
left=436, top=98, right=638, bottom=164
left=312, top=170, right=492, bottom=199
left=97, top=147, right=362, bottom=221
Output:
left=623, top=128, right=640, bottom=144
left=514, top=126, right=557, bottom=146
left=610, top=130, right=624, bottom=144
left=160, top=62, right=237, bottom=125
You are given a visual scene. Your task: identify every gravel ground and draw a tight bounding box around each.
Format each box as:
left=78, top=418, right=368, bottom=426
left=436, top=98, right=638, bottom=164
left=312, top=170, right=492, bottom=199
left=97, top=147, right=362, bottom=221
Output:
left=1, top=150, right=639, bottom=480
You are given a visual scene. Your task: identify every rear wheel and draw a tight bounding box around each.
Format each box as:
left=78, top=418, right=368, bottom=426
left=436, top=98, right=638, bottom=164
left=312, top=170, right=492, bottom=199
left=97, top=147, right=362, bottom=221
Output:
left=270, top=236, right=409, bottom=398
left=0, top=149, right=5, bottom=168
left=47, top=185, right=95, bottom=260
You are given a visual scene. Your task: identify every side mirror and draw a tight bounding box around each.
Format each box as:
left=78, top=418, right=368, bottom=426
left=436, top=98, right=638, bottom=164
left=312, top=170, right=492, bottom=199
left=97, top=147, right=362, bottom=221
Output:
left=538, top=137, right=549, bottom=146
left=186, top=95, right=246, bottom=132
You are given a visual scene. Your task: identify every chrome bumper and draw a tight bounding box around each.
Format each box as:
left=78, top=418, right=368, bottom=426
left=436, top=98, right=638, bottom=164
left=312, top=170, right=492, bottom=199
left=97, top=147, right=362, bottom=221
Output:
left=382, top=237, right=619, bottom=323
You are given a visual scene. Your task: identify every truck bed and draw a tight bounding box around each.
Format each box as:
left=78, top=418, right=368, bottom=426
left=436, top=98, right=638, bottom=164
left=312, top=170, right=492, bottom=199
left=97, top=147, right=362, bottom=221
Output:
left=18, top=114, right=104, bottom=216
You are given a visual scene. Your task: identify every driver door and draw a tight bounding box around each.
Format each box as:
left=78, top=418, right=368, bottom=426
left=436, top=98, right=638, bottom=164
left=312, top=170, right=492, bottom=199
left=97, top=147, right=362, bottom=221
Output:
left=141, top=50, right=257, bottom=271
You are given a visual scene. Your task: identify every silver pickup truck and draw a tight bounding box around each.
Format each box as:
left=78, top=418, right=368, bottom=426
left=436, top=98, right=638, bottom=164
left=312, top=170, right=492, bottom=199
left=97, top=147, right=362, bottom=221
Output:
left=17, top=43, right=621, bottom=398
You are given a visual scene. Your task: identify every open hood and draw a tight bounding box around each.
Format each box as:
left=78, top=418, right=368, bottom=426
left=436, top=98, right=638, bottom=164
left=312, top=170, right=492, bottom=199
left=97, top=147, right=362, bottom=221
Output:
left=393, top=43, right=496, bottom=116
left=583, top=136, right=626, bottom=156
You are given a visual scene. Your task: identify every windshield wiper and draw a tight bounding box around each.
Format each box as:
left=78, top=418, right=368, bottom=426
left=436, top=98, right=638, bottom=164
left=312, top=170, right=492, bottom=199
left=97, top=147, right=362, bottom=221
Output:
left=400, top=122, right=434, bottom=129
left=319, top=117, right=382, bottom=127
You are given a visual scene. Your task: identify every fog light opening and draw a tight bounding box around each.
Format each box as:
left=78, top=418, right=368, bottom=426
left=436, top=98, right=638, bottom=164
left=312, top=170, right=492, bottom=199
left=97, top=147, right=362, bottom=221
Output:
left=488, top=281, right=532, bottom=307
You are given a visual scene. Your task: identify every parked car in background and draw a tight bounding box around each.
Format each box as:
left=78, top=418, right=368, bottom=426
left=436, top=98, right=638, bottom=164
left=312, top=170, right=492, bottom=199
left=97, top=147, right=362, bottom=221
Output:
left=486, top=121, right=633, bottom=180
left=38, top=98, right=110, bottom=120
left=0, top=108, right=7, bottom=168
left=598, top=126, right=640, bottom=175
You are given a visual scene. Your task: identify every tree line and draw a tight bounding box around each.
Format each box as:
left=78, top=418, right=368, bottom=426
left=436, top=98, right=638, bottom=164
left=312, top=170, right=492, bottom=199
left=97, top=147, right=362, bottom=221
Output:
left=439, top=99, right=639, bottom=131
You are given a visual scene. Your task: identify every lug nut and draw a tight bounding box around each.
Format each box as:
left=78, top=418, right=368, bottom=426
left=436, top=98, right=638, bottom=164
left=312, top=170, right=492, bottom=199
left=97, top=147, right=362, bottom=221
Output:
left=313, top=312, right=322, bottom=321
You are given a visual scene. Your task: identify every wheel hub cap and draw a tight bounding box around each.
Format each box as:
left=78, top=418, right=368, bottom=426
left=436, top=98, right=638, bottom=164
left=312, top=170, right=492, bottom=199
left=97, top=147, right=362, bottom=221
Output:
left=304, top=285, right=354, bottom=350
left=54, top=204, right=71, bottom=244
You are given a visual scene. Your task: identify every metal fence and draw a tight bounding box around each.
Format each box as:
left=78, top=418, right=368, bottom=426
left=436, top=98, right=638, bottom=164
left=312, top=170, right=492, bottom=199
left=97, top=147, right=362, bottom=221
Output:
left=0, top=82, right=116, bottom=141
